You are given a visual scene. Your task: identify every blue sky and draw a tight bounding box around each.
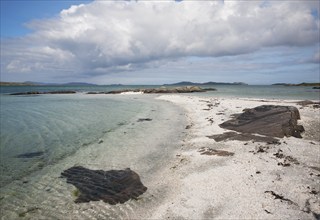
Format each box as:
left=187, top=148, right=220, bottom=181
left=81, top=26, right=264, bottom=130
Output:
left=1, top=0, right=92, bottom=37
left=0, top=0, right=319, bottom=85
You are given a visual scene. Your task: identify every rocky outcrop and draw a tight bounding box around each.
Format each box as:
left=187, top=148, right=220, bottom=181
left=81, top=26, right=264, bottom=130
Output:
left=143, top=86, right=206, bottom=93
left=10, top=91, right=76, bottom=95
left=61, top=166, right=147, bottom=204
left=87, top=86, right=216, bottom=94
left=296, top=100, right=320, bottom=108
left=10, top=86, right=216, bottom=95
left=219, top=105, right=305, bottom=138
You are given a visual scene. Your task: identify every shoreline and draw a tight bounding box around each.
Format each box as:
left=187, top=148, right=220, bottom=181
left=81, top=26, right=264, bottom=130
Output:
left=0, top=94, right=319, bottom=219
left=0, top=94, right=189, bottom=219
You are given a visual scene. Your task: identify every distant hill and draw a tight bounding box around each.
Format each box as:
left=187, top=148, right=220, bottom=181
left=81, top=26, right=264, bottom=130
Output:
left=0, top=81, right=36, bottom=86
left=61, top=82, right=97, bottom=86
left=163, top=81, right=248, bottom=86
left=0, top=81, right=98, bottom=86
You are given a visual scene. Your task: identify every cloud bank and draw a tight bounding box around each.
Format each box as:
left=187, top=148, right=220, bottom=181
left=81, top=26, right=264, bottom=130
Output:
left=1, top=0, right=319, bottom=82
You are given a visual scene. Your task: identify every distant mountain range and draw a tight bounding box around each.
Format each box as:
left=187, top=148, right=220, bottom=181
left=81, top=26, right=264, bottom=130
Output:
left=0, top=81, right=98, bottom=86
left=163, top=81, right=248, bottom=86
left=0, top=81, right=248, bottom=86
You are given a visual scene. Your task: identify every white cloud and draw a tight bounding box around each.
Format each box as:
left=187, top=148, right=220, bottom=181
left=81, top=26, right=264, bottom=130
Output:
left=1, top=0, right=319, bottom=82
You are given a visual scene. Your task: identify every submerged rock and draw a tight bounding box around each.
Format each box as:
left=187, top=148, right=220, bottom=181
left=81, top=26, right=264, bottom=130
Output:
left=16, top=151, right=45, bottom=158
left=61, top=166, right=147, bottom=204
left=219, top=105, right=304, bottom=138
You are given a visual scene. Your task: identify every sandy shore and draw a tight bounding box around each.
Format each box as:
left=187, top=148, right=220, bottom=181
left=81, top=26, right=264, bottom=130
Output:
left=1, top=94, right=319, bottom=219
left=148, top=94, right=320, bottom=219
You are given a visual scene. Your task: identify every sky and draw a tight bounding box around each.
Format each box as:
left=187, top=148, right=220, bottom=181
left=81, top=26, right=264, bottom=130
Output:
left=0, top=0, right=319, bottom=85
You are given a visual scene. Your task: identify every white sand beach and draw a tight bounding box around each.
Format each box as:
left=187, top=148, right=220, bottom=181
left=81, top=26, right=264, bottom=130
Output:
left=144, top=94, right=320, bottom=219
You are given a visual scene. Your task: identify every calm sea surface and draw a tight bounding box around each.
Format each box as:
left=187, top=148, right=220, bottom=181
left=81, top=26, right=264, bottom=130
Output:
left=1, top=84, right=319, bottom=99
left=0, top=93, right=145, bottom=187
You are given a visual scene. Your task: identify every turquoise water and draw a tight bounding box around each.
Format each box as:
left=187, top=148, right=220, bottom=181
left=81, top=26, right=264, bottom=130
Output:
left=200, top=85, right=320, bottom=100
left=0, top=94, right=144, bottom=187
left=0, top=91, right=187, bottom=219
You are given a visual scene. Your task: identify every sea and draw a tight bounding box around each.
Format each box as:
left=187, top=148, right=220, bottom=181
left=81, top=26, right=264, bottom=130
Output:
left=0, top=84, right=319, bottom=219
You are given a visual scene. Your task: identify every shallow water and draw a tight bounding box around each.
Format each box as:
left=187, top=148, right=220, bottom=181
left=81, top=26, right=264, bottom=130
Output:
left=0, top=94, right=145, bottom=187
left=0, top=93, right=187, bottom=219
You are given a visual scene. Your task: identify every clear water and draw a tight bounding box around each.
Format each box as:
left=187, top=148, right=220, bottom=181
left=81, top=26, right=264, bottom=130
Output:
left=0, top=91, right=187, bottom=219
left=200, top=85, right=320, bottom=100
left=0, top=94, right=144, bottom=187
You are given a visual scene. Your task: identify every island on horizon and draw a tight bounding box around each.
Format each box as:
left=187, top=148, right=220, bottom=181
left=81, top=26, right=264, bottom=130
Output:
left=1, top=81, right=320, bottom=87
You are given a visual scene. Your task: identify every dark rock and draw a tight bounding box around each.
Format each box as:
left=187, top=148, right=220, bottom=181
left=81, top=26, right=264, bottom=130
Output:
left=87, top=92, right=105, bottom=94
left=16, top=151, right=44, bottom=158
left=274, top=150, right=299, bottom=166
left=10, top=91, right=76, bottom=95
left=185, top=125, right=192, bottom=129
left=312, top=87, right=320, bottom=89
left=10, top=91, right=42, bottom=95
left=202, top=88, right=217, bottom=92
left=137, top=118, right=152, bottom=122
left=198, top=147, right=234, bottom=156
left=219, top=105, right=304, bottom=138
left=207, top=131, right=279, bottom=143
left=61, top=166, right=147, bottom=204
left=296, top=100, right=320, bottom=106
left=106, top=89, right=142, bottom=94
left=89, top=86, right=216, bottom=95
left=47, top=91, right=76, bottom=94
left=144, top=86, right=205, bottom=93
left=264, top=209, right=272, bottom=214
left=256, top=146, right=269, bottom=153
left=264, top=191, right=296, bottom=205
